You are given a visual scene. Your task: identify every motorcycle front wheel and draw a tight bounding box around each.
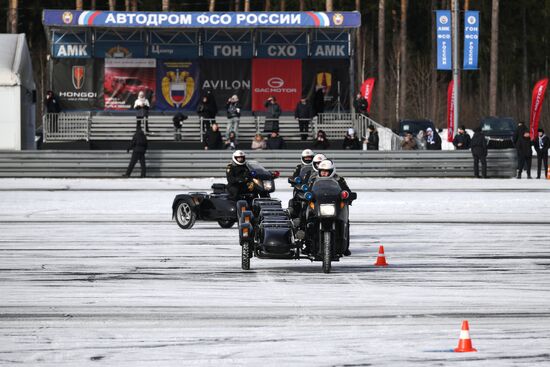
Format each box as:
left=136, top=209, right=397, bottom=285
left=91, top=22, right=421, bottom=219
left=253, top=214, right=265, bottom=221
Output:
left=322, top=231, right=332, bottom=274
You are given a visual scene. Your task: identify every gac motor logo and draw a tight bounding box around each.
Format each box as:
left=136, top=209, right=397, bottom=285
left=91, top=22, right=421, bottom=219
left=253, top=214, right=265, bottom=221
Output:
left=267, top=77, right=284, bottom=89
left=72, top=66, right=85, bottom=90
left=62, top=12, right=73, bottom=24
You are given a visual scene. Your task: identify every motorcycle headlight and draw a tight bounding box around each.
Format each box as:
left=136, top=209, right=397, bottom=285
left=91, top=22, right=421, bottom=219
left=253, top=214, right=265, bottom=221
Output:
left=253, top=178, right=262, bottom=187
left=319, top=204, right=336, bottom=216
left=263, top=180, right=273, bottom=191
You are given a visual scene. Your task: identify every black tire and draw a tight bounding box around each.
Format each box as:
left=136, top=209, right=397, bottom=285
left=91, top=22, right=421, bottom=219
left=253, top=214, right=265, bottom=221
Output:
left=218, top=219, right=236, bottom=228
left=242, top=242, right=250, bottom=270
left=175, top=200, right=197, bottom=229
left=322, top=231, right=332, bottom=274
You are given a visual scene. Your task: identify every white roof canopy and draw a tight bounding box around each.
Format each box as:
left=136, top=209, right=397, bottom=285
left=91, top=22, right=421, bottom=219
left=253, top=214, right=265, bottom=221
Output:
left=0, top=34, right=35, bottom=91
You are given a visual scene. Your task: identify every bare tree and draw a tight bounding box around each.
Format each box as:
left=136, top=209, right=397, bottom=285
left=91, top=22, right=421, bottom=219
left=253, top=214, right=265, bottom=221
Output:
left=131, top=0, right=137, bottom=11
left=8, top=0, right=18, bottom=34
left=91, top=0, right=96, bottom=9
left=265, top=0, right=271, bottom=11
left=76, top=0, right=83, bottom=10
left=244, top=0, right=250, bottom=11
left=489, top=0, right=499, bottom=116
left=355, top=0, right=362, bottom=91
left=162, top=0, right=170, bottom=11
left=464, top=0, right=470, bottom=11
left=125, top=0, right=130, bottom=11
left=430, top=0, right=439, bottom=122
left=235, top=0, right=241, bottom=11
left=109, top=0, right=116, bottom=11
left=280, top=0, right=286, bottom=11
left=209, top=0, right=216, bottom=12
left=377, top=0, right=386, bottom=124
left=299, top=0, right=305, bottom=11
left=326, top=0, right=333, bottom=12
left=398, top=0, right=408, bottom=120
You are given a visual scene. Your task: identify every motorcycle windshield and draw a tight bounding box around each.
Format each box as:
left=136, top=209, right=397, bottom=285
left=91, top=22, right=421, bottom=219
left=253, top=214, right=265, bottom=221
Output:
left=299, top=165, right=312, bottom=179
left=247, top=161, right=272, bottom=179
left=311, top=178, right=341, bottom=203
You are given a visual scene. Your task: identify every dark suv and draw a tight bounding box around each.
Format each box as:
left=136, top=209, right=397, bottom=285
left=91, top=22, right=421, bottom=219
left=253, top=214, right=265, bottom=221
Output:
left=480, top=117, right=517, bottom=149
left=398, top=119, right=436, bottom=136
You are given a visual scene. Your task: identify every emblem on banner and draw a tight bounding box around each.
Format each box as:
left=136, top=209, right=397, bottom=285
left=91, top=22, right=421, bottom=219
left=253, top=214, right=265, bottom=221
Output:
left=72, top=66, right=85, bottom=90
left=333, top=13, right=344, bottom=26
left=162, top=69, right=195, bottom=108
left=106, top=46, right=132, bottom=58
left=62, top=12, right=73, bottom=24
left=316, top=72, right=332, bottom=94
left=440, top=15, right=449, bottom=25
left=467, top=16, right=477, bottom=25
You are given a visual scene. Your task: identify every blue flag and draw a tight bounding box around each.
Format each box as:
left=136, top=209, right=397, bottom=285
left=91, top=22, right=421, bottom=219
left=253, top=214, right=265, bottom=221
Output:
left=463, top=11, right=480, bottom=70
left=436, top=10, right=452, bottom=70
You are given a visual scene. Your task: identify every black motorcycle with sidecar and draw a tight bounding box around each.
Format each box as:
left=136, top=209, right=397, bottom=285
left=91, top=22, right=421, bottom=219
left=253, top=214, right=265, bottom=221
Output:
left=172, top=161, right=279, bottom=229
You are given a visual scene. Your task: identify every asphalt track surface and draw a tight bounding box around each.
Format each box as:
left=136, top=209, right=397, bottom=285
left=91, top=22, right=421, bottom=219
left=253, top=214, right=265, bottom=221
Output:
left=0, top=178, right=549, bottom=366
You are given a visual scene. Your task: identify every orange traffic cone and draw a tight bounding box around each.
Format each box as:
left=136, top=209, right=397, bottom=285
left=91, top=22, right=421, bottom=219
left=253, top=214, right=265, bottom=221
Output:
left=454, top=320, right=477, bottom=352
left=374, top=245, right=388, bottom=266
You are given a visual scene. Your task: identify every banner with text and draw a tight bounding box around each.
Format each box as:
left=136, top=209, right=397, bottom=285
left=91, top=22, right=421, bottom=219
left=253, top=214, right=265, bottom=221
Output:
left=252, top=59, right=302, bottom=112
left=463, top=11, right=480, bottom=70
left=360, top=78, right=376, bottom=113
left=529, top=78, right=549, bottom=140
left=52, top=58, right=103, bottom=109
left=156, top=60, right=200, bottom=111
left=200, top=59, right=252, bottom=110
left=447, top=80, right=455, bottom=142
left=104, top=58, right=156, bottom=110
left=436, top=10, right=452, bottom=70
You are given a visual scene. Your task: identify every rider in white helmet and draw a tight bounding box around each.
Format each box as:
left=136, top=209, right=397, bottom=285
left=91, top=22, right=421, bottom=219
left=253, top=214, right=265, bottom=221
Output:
left=291, top=149, right=315, bottom=179
left=226, top=150, right=251, bottom=199
left=303, top=153, right=327, bottom=184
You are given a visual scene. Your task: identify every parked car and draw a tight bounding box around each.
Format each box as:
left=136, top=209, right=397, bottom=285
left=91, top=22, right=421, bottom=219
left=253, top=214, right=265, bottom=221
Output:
left=480, top=116, right=517, bottom=149
left=397, top=119, right=436, bottom=137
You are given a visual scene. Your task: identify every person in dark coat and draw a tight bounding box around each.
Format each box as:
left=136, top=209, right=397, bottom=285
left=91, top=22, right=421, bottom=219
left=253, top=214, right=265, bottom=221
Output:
left=264, top=96, right=282, bottom=132
left=365, top=125, right=379, bottom=150
left=453, top=126, right=471, bottom=150
left=471, top=127, right=488, bottom=178
left=513, top=121, right=528, bottom=147
left=424, top=127, right=442, bottom=150
left=516, top=131, right=533, bottom=179
left=353, top=93, right=368, bottom=116
left=534, top=128, right=550, bottom=179
left=342, top=128, right=362, bottom=150
left=312, top=129, right=330, bottom=150
left=197, top=95, right=217, bottom=131
left=123, top=125, right=148, bottom=178
left=266, top=131, right=285, bottom=150
left=45, top=90, right=61, bottom=113
left=172, top=112, right=188, bottom=141
left=204, top=122, right=223, bottom=150
left=294, top=97, right=313, bottom=141
left=313, top=86, right=325, bottom=116
left=224, top=131, right=238, bottom=150
left=226, top=150, right=251, bottom=200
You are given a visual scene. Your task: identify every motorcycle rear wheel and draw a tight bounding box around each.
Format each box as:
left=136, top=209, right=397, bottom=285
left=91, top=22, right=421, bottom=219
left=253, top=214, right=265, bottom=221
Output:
left=175, top=200, right=196, bottom=229
left=218, top=219, right=236, bottom=228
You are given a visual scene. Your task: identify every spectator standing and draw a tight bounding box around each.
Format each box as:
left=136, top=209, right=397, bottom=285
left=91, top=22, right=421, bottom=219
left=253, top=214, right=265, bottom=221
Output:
left=197, top=95, right=217, bottom=131
left=312, top=129, right=330, bottom=150
left=294, top=96, right=313, bottom=141
left=365, top=125, right=379, bottom=150
left=471, top=127, right=488, bottom=178
left=424, top=127, right=442, bottom=150
left=266, top=131, right=285, bottom=150
left=534, top=128, right=550, bottom=179
left=204, top=122, right=223, bottom=150
left=453, top=126, right=471, bottom=150
left=400, top=132, right=418, bottom=150
left=251, top=133, right=267, bottom=150
left=123, top=125, right=148, bottom=178
left=516, top=131, right=533, bottom=179
left=172, top=112, right=187, bottom=141
left=353, top=93, right=368, bottom=116
left=45, top=90, right=61, bottom=132
left=513, top=121, right=528, bottom=147
left=225, top=95, right=241, bottom=138
left=264, top=96, right=282, bottom=132
left=313, top=86, right=325, bottom=116
left=342, top=128, right=361, bottom=150
left=225, top=131, right=238, bottom=150
left=134, top=91, right=150, bottom=134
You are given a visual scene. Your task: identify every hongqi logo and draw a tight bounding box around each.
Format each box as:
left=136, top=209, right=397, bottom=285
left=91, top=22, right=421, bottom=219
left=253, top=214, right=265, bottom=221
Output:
left=62, top=12, right=73, bottom=24
left=72, top=66, right=85, bottom=90
left=440, top=15, right=449, bottom=25
left=267, top=77, right=284, bottom=88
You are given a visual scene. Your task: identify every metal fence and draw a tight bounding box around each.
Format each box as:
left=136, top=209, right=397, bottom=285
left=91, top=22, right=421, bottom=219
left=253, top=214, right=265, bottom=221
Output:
left=43, top=113, right=91, bottom=142
left=356, top=114, right=403, bottom=151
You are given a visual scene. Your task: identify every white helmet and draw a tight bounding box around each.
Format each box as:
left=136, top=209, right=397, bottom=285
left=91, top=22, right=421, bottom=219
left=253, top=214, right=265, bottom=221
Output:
left=301, top=149, right=315, bottom=165
left=318, top=160, right=336, bottom=178
left=312, top=153, right=327, bottom=172
left=232, top=150, right=246, bottom=165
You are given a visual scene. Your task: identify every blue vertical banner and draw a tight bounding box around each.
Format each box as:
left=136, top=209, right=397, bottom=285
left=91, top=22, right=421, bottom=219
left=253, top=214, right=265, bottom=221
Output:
left=436, top=10, right=452, bottom=70
left=463, top=11, right=480, bottom=70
